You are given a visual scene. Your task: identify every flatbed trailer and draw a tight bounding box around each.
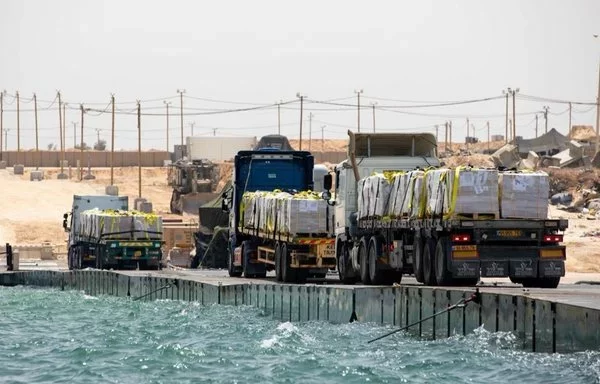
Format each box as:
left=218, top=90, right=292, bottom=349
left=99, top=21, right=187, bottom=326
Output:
left=229, top=228, right=336, bottom=283
left=347, top=216, right=568, bottom=288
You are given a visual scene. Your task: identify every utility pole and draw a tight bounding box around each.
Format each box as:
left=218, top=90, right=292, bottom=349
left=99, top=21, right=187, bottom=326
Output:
left=435, top=125, right=439, bottom=144
left=444, top=121, right=449, bottom=152
left=177, top=89, right=185, bottom=147
left=297, top=93, right=305, bottom=150
left=79, top=104, right=84, bottom=180
left=189, top=121, right=195, bottom=137
left=321, top=125, right=326, bottom=153
left=595, top=61, right=600, bottom=154
left=34, top=93, right=39, bottom=168
left=0, top=91, right=3, bottom=161
left=511, top=88, right=519, bottom=141
left=567, top=102, right=572, bottom=139
left=16, top=91, right=20, bottom=152
left=486, top=121, right=490, bottom=152
left=449, top=121, right=453, bottom=152
left=277, top=101, right=281, bottom=135
left=213, top=128, right=218, bottom=136
left=503, top=89, right=509, bottom=143
left=62, top=102, right=67, bottom=171
left=535, top=114, right=539, bottom=138
left=543, top=106, right=549, bottom=134
left=137, top=101, right=142, bottom=198
left=163, top=101, right=171, bottom=154
left=95, top=128, right=101, bottom=144
left=308, top=112, right=313, bottom=151
left=110, top=94, right=115, bottom=185
left=466, top=118, right=470, bottom=152
left=4, top=128, right=9, bottom=151
left=72, top=122, right=78, bottom=150
left=58, top=92, right=63, bottom=174
left=355, top=89, right=363, bottom=132
left=371, top=102, right=377, bottom=133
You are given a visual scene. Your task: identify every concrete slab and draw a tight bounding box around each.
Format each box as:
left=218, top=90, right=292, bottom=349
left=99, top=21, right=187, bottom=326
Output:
left=30, top=170, right=44, bottom=181
left=0, top=160, right=6, bottom=169
left=105, top=185, right=119, bottom=196
left=57, top=173, right=68, bottom=179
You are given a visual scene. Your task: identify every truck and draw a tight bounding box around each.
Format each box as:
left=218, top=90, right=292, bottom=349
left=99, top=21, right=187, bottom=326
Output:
left=322, top=131, right=567, bottom=288
left=222, top=147, right=336, bottom=283
left=63, top=195, right=163, bottom=270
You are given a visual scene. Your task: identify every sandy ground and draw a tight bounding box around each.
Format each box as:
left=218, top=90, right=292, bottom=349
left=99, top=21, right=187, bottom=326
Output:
left=1, top=145, right=599, bottom=272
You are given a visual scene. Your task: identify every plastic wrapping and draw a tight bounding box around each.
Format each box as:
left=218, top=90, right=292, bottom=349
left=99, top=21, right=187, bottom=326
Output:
left=78, top=209, right=162, bottom=240
left=499, top=172, right=549, bottom=219
left=358, top=174, right=392, bottom=219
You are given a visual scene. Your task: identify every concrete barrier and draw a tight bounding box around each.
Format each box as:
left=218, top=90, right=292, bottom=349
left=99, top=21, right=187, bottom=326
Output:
left=13, top=164, right=24, bottom=175
left=2, top=271, right=600, bottom=353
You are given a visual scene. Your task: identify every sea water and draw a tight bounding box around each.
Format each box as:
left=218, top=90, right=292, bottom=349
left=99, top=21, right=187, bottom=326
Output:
left=1, top=286, right=599, bottom=384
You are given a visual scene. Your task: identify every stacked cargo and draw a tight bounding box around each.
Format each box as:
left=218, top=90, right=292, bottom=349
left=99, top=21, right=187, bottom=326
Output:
left=78, top=209, right=163, bottom=240
left=358, top=174, right=392, bottom=219
left=241, top=190, right=330, bottom=235
left=356, top=167, right=550, bottom=221
left=498, top=171, right=549, bottom=219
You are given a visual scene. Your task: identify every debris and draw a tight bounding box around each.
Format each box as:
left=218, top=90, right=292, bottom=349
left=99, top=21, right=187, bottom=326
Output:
left=491, top=144, right=520, bottom=168
left=550, top=192, right=573, bottom=206
left=582, top=230, right=600, bottom=237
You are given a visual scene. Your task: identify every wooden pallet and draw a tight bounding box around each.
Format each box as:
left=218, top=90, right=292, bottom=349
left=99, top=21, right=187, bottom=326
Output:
left=450, top=212, right=500, bottom=220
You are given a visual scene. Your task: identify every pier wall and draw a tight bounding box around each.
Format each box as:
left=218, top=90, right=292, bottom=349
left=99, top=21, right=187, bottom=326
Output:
left=1, top=270, right=599, bottom=353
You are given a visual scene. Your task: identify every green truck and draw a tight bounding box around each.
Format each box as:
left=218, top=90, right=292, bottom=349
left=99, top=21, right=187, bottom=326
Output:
left=63, top=195, right=163, bottom=270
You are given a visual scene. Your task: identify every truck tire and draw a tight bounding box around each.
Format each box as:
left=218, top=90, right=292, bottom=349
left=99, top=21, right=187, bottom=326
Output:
left=368, top=236, right=385, bottom=285
left=338, top=242, right=358, bottom=284
left=413, top=237, right=424, bottom=283
left=281, top=243, right=297, bottom=283
left=95, top=245, right=104, bottom=270
left=227, top=241, right=242, bottom=277
left=275, top=242, right=283, bottom=282
left=434, top=237, right=453, bottom=286
left=537, top=277, right=560, bottom=289
left=359, top=237, right=370, bottom=285
left=422, top=238, right=437, bottom=286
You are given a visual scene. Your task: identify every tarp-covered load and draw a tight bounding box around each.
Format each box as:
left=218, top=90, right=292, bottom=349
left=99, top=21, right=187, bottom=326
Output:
left=240, top=190, right=331, bottom=235
left=499, top=171, right=549, bottom=219
left=78, top=209, right=163, bottom=240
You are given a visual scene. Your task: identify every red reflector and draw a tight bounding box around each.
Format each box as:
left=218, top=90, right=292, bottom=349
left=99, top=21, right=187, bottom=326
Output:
left=543, top=234, right=563, bottom=243
left=451, top=234, right=471, bottom=243
left=384, top=244, right=395, bottom=252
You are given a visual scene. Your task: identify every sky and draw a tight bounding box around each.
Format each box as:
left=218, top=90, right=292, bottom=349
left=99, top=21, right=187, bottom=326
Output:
left=0, top=0, right=599, bottom=151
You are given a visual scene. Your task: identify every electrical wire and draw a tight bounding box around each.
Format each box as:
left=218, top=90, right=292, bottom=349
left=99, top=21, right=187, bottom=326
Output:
left=516, top=93, right=596, bottom=106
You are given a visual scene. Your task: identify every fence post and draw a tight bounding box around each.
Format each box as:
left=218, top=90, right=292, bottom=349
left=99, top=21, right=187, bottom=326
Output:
left=6, top=243, right=13, bottom=271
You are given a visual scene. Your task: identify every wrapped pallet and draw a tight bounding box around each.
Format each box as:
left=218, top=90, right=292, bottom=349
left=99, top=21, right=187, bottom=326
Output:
left=404, top=170, right=425, bottom=218
left=499, top=171, right=549, bottom=219
left=79, top=209, right=162, bottom=240
left=424, top=167, right=499, bottom=219
left=241, top=192, right=259, bottom=229
left=387, top=172, right=408, bottom=217
left=285, top=193, right=330, bottom=234
left=358, top=173, right=391, bottom=218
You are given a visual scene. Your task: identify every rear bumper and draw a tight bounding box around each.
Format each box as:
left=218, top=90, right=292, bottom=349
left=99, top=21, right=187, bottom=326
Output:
left=450, top=245, right=566, bottom=279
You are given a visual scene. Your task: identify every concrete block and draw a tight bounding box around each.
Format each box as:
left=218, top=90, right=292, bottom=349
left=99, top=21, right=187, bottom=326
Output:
left=134, top=198, right=147, bottom=210
left=355, top=287, right=383, bottom=324
left=327, top=288, right=354, bottom=324
left=83, top=172, right=96, bottom=180
left=30, top=170, right=44, bottom=181
left=491, top=144, right=520, bottom=168
left=568, top=140, right=584, bottom=159
left=57, top=172, right=68, bottom=180
left=105, top=185, right=119, bottom=196
left=138, top=202, right=153, bottom=213
left=13, top=164, right=24, bottom=175
left=534, top=300, right=555, bottom=353
left=0, top=160, right=6, bottom=169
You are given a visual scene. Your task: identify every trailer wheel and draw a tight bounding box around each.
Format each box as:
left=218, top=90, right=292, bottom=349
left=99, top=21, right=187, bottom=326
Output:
left=275, top=242, right=283, bottom=282
left=413, top=236, right=424, bottom=283
left=422, top=238, right=437, bottom=286
left=281, top=243, right=297, bottom=283
left=434, top=237, right=453, bottom=286
left=368, top=236, right=385, bottom=285
left=359, top=237, right=370, bottom=285
left=338, top=242, right=357, bottom=284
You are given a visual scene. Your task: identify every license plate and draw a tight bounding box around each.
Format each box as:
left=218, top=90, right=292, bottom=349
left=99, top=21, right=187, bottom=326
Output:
left=497, top=230, right=522, bottom=237
left=320, top=244, right=335, bottom=257
left=452, top=245, right=477, bottom=251
left=133, top=250, right=142, bottom=258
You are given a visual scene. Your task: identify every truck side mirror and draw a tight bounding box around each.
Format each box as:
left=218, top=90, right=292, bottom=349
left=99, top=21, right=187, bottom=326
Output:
left=323, top=174, right=332, bottom=191
left=63, top=213, right=68, bottom=220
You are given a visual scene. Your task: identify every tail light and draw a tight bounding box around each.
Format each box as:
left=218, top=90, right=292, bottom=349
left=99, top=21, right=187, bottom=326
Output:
left=384, top=243, right=395, bottom=252
left=451, top=233, right=471, bottom=243
left=543, top=234, right=563, bottom=243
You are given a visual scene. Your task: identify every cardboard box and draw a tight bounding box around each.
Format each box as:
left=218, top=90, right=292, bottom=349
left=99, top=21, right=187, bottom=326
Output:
left=499, top=172, right=549, bottom=219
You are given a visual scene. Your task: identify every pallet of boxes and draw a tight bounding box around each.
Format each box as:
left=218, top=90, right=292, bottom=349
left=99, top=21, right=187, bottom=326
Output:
left=162, top=219, right=198, bottom=268
left=359, top=166, right=549, bottom=221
